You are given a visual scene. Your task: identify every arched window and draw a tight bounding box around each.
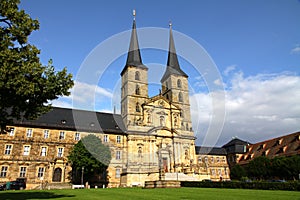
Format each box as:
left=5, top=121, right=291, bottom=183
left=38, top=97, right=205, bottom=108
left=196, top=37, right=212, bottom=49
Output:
left=178, top=92, right=183, bottom=102
left=135, top=71, right=140, bottom=80
left=136, top=102, right=140, bottom=112
left=135, top=84, right=140, bottom=95
left=177, top=79, right=182, bottom=88
left=166, top=94, right=169, bottom=100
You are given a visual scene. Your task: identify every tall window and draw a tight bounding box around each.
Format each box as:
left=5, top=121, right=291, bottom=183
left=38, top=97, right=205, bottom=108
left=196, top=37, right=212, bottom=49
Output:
left=37, top=167, right=45, bottom=178
left=40, top=147, right=47, bottom=156
left=136, top=102, right=140, bottom=112
left=0, top=166, right=8, bottom=177
left=116, top=151, right=121, bottom=160
left=23, top=145, right=30, bottom=156
left=44, top=130, right=49, bottom=139
left=59, top=131, right=65, bottom=140
left=160, top=116, right=165, bottom=126
left=135, top=71, right=140, bottom=80
left=57, top=147, right=64, bottom=157
left=135, top=84, right=140, bottom=95
left=4, top=144, right=12, bottom=155
left=9, top=128, right=15, bottom=136
left=75, top=133, right=80, bottom=141
left=178, top=92, right=183, bottom=102
left=177, top=79, right=182, bottom=88
left=103, top=135, right=108, bottom=143
left=116, top=135, right=121, bottom=143
left=26, top=129, right=33, bottom=137
left=115, top=168, right=121, bottom=178
left=19, top=167, right=26, bottom=177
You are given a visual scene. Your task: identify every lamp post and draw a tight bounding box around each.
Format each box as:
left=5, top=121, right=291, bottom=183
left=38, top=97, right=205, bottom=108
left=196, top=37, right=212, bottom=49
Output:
left=81, top=166, right=84, bottom=187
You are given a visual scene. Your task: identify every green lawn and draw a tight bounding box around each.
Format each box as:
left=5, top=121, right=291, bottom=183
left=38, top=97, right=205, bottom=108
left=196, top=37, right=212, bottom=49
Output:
left=0, top=188, right=299, bottom=200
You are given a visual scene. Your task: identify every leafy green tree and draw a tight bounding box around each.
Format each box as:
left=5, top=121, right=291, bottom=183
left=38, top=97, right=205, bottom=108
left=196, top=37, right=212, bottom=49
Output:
left=230, top=164, right=247, bottom=180
left=68, top=134, right=112, bottom=184
left=0, top=0, right=73, bottom=131
left=247, top=156, right=271, bottom=180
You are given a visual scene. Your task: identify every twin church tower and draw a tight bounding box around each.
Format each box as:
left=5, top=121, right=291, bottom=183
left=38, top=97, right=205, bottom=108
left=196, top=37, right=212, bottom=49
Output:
left=119, top=13, right=197, bottom=185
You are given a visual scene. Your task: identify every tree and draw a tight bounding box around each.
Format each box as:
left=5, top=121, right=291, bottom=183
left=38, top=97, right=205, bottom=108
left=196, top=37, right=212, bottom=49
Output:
left=68, top=134, right=112, bottom=184
left=0, top=0, right=73, bottom=131
left=246, top=156, right=271, bottom=180
left=230, top=164, right=247, bottom=180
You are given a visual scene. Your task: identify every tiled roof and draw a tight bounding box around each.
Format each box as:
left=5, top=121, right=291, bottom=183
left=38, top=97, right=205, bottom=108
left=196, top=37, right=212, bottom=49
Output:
left=13, top=107, right=126, bottom=134
left=238, top=131, right=300, bottom=164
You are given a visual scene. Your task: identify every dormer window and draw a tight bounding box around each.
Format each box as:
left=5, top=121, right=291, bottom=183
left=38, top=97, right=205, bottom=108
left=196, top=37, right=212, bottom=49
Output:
left=61, top=120, right=66, bottom=124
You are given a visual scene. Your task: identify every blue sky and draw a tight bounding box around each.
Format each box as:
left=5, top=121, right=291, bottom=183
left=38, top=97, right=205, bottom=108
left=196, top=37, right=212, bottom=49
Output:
left=19, top=0, right=300, bottom=146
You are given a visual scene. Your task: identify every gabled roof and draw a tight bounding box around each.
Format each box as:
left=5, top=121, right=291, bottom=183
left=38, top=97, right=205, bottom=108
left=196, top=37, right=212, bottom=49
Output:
left=222, top=138, right=250, bottom=148
left=13, top=107, right=126, bottom=134
left=121, top=19, right=147, bottom=76
left=161, top=24, right=188, bottom=82
left=195, top=146, right=227, bottom=155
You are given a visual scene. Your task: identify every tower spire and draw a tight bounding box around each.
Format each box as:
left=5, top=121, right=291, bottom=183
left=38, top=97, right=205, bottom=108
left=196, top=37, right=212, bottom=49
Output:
left=121, top=10, right=147, bottom=75
left=125, top=10, right=143, bottom=67
left=161, top=22, right=187, bottom=82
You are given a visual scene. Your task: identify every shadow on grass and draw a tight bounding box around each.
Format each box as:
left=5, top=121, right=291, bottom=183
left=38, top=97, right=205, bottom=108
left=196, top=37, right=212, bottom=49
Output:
left=0, top=191, right=75, bottom=200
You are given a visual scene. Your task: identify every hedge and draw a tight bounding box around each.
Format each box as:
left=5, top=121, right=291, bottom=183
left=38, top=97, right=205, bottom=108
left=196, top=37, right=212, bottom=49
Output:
left=181, top=181, right=300, bottom=191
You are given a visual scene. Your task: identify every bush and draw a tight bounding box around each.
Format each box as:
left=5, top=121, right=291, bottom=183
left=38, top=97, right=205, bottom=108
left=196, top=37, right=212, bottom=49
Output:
left=181, top=181, right=300, bottom=191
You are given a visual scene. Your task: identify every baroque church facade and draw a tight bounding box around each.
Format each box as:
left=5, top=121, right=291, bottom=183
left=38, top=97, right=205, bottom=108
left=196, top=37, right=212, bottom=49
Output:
left=0, top=18, right=230, bottom=189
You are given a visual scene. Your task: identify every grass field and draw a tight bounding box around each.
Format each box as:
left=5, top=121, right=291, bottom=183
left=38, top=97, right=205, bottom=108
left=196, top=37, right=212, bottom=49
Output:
left=0, top=187, right=299, bottom=200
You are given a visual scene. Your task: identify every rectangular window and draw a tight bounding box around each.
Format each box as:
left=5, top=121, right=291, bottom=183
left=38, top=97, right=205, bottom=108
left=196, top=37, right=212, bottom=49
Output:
left=0, top=166, right=8, bottom=177
left=59, top=131, right=65, bottom=140
left=216, top=157, right=220, bottom=163
left=75, top=132, right=80, bottom=141
left=211, top=169, right=216, bottom=176
left=218, top=169, right=222, bottom=176
left=19, top=167, right=26, bottom=177
left=103, top=135, right=108, bottom=143
left=26, top=129, right=33, bottom=137
left=57, top=147, right=64, bottom=157
left=210, top=157, right=214, bottom=163
left=115, top=168, right=121, bottom=178
left=44, top=130, right=49, bottom=139
left=40, top=147, right=47, bottom=156
left=37, top=167, right=44, bottom=178
left=116, top=135, right=121, bottom=143
left=9, top=128, right=15, bottom=136
left=4, top=144, right=12, bottom=155
left=23, top=145, right=30, bottom=156
left=116, top=150, right=121, bottom=160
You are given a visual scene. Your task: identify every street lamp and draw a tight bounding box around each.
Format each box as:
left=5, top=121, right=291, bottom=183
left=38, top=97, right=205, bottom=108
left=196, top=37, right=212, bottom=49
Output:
left=81, top=166, right=84, bottom=187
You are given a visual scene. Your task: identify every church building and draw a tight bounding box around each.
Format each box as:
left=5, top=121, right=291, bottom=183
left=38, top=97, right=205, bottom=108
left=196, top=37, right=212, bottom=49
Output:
left=0, top=16, right=230, bottom=189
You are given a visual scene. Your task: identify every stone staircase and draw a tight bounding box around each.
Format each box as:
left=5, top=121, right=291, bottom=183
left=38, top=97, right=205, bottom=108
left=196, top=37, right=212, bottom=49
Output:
left=164, top=173, right=199, bottom=181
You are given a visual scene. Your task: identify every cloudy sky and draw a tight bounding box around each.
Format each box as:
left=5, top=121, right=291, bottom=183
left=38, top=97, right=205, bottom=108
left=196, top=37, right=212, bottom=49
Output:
left=20, top=0, right=300, bottom=146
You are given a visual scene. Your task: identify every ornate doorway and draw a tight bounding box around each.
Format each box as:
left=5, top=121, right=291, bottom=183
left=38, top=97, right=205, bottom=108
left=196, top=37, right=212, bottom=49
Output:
left=52, top=168, right=62, bottom=182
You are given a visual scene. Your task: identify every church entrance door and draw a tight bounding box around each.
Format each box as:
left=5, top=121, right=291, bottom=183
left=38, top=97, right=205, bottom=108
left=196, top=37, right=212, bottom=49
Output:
left=162, top=158, right=168, bottom=172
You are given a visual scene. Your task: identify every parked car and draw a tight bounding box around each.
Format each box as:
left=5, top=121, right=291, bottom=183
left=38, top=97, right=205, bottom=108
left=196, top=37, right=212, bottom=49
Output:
left=1, top=179, right=26, bottom=190
left=0, top=183, right=6, bottom=191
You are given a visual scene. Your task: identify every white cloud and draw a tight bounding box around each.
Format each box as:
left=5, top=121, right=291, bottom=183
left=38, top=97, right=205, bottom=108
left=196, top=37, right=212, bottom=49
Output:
left=51, top=81, right=113, bottom=111
left=291, top=46, right=300, bottom=54
left=191, top=72, right=300, bottom=146
left=223, top=65, right=236, bottom=76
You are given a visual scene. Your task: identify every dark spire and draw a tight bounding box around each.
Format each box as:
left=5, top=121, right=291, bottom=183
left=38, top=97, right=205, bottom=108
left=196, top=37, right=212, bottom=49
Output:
left=121, top=10, right=147, bottom=75
left=161, top=22, right=188, bottom=82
